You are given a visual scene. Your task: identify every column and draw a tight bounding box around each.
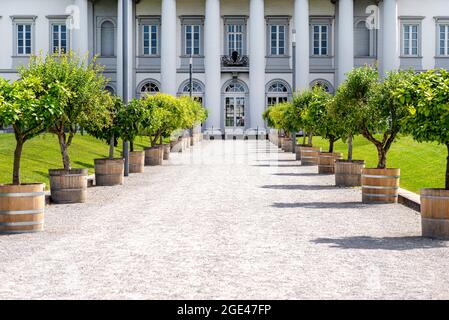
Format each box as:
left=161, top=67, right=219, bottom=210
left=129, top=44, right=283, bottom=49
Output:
left=249, top=0, right=266, bottom=131
left=204, top=0, right=221, bottom=132
left=337, top=0, right=354, bottom=85
left=73, top=0, right=89, bottom=55
left=161, top=0, right=177, bottom=95
left=294, top=0, right=309, bottom=91
left=117, top=0, right=134, bottom=100
left=382, top=0, right=399, bottom=75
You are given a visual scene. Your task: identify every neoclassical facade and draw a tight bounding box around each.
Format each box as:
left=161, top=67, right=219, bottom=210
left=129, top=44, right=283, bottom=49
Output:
left=0, top=0, right=448, bottom=136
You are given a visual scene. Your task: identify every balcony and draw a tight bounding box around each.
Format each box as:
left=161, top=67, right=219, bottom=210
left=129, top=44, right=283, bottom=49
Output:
left=221, top=51, right=249, bottom=72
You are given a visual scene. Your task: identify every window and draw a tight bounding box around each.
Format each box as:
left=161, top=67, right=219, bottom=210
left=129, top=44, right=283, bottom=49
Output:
left=312, top=25, right=328, bottom=56
left=310, top=79, right=334, bottom=95
left=225, top=81, right=246, bottom=93
left=51, top=24, right=68, bottom=54
left=185, top=25, right=200, bottom=55
left=227, top=25, right=243, bottom=55
left=266, top=80, right=291, bottom=107
left=354, top=21, right=370, bottom=57
left=101, top=21, right=115, bottom=57
left=438, top=24, right=449, bottom=56
left=270, top=25, right=285, bottom=55
left=17, top=24, right=32, bottom=55
left=139, top=81, right=160, bottom=97
left=403, top=24, right=419, bottom=56
left=143, top=25, right=158, bottom=55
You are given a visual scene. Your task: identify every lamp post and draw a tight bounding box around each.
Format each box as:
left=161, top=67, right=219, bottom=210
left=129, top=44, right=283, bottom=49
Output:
left=189, top=55, right=194, bottom=142
left=291, top=29, right=297, bottom=154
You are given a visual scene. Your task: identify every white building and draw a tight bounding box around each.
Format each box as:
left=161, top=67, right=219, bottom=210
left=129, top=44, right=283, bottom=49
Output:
left=0, top=0, right=448, bottom=137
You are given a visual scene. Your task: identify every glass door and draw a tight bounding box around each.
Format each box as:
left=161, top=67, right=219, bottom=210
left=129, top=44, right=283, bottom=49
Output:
left=225, top=97, right=245, bottom=128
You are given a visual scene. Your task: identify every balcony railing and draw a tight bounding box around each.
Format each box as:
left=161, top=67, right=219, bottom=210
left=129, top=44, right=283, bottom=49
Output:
left=221, top=51, right=249, bottom=68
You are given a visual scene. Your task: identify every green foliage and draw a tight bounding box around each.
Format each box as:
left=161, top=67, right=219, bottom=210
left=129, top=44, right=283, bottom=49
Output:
left=265, top=102, right=297, bottom=136
left=292, top=90, right=314, bottom=134
left=119, top=97, right=148, bottom=145
left=19, top=52, right=111, bottom=170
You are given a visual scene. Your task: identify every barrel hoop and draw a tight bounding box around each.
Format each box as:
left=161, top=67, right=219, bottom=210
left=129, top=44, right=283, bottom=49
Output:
left=421, top=195, right=449, bottom=200
left=320, top=156, right=338, bottom=158
left=0, top=192, right=45, bottom=198
left=362, top=185, right=399, bottom=190
left=302, top=156, right=319, bottom=159
left=363, top=193, right=398, bottom=198
left=362, top=174, right=400, bottom=179
left=0, top=209, right=44, bottom=215
left=50, top=174, right=87, bottom=177
left=0, top=220, right=44, bottom=227
left=95, top=173, right=122, bottom=177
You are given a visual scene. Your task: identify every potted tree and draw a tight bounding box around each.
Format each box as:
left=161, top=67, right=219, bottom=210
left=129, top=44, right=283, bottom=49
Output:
left=303, top=87, right=343, bottom=173
left=85, top=95, right=126, bottom=186
left=119, top=98, right=147, bottom=173
left=359, top=70, right=412, bottom=203
left=0, top=76, right=66, bottom=233
left=330, top=67, right=375, bottom=187
left=21, top=52, right=111, bottom=204
left=397, top=69, right=449, bottom=238
left=293, top=90, right=322, bottom=165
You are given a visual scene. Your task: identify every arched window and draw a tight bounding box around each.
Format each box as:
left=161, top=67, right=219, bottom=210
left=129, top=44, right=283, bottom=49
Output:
left=225, top=81, right=246, bottom=93
left=139, top=80, right=160, bottom=97
left=105, top=85, right=115, bottom=95
left=266, top=80, right=291, bottom=107
left=101, top=21, right=115, bottom=57
left=179, top=80, right=205, bottom=106
left=182, top=81, right=203, bottom=94
left=310, top=79, right=334, bottom=95
left=354, top=20, right=370, bottom=57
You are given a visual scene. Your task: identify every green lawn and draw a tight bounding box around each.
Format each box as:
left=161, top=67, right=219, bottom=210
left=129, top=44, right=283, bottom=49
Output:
left=0, top=133, right=157, bottom=189
left=304, top=135, right=447, bottom=193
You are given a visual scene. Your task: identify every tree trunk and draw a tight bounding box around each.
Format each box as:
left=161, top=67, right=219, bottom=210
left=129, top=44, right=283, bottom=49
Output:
left=109, top=135, right=115, bottom=160
left=130, top=141, right=134, bottom=152
left=302, top=131, right=306, bottom=145
left=377, top=145, right=387, bottom=169
left=12, top=138, right=24, bottom=185
left=446, top=143, right=449, bottom=190
left=58, top=133, right=71, bottom=171
left=329, top=138, right=335, bottom=153
left=160, top=136, right=163, bottom=146
left=308, top=132, right=313, bottom=146
left=347, top=134, right=353, bottom=161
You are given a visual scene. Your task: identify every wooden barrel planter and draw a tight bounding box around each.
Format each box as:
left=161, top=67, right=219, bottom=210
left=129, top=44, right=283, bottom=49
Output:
left=129, top=151, right=145, bottom=173
left=145, top=146, right=163, bottom=166
left=334, top=160, right=365, bottom=187
left=163, top=144, right=171, bottom=160
left=295, top=144, right=309, bottom=161
left=49, top=168, right=88, bottom=204
left=421, top=189, right=449, bottom=239
left=282, top=139, right=293, bottom=152
left=300, top=147, right=321, bottom=166
left=278, top=136, right=284, bottom=148
left=361, top=168, right=400, bottom=203
left=94, top=159, right=124, bottom=186
left=170, top=139, right=182, bottom=153
left=0, top=184, right=45, bottom=234
left=318, top=152, right=343, bottom=174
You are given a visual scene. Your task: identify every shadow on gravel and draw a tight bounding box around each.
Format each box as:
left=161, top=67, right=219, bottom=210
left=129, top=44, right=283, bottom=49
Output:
left=273, top=173, right=320, bottom=177
left=311, top=236, right=448, bottom=251
left=261, top=184, right=337, bottom=190
left=272, top=201, right=366, bottom=209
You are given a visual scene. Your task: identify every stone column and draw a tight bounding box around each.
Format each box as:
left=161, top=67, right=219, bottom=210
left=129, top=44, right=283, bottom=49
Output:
left=73, top=0, right=89, bottom=55
left=294, top=0, right=309, bottom=91
left=382, top=0, right=399, bottom=74
left=337, top=0, right=354, bottom=85
left=204, top=0, right=222, bottom=133
left=249, top=0, right=266, bottom=132
left=117, top=0, right=134, bottom=100
left=161, top=0, right=177, bottom=95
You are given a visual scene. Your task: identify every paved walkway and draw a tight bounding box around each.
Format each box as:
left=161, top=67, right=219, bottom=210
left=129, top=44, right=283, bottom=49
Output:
left=1, top=140, right=449, bottom=299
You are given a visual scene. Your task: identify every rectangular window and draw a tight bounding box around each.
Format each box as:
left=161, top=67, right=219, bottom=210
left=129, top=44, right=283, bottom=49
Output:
left=17, top=24, right=32, bottom=55
left=312, top=25, right=328, bottom=56
left=143, top=25, right=158, bottom=55
left=403, top=24, right=419, bottom=56
left=439, top=24, right=449, bottom=56
left=270, top=25, right=285, bottom=55
left=185, top=25, right=200, bottom=55
left=52, top=24, right=67, bottom=54
left=227, top=25, right=243, bottom=55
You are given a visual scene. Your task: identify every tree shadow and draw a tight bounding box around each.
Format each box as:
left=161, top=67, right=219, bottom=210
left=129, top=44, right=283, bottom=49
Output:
left=272, top=201, right=366, bottom=209
left=273, top=173, right=319, bottom=177
left=311, top=236, right=448, bottom=251
left=32, top=171, right=50, bottom=180
left=261, top=184, right=337, bottom=190
left=73, top=161, right=94, bottom=169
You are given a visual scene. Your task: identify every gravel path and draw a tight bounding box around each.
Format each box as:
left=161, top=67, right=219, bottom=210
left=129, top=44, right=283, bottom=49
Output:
left=1, top=140, right=448, bottom=300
